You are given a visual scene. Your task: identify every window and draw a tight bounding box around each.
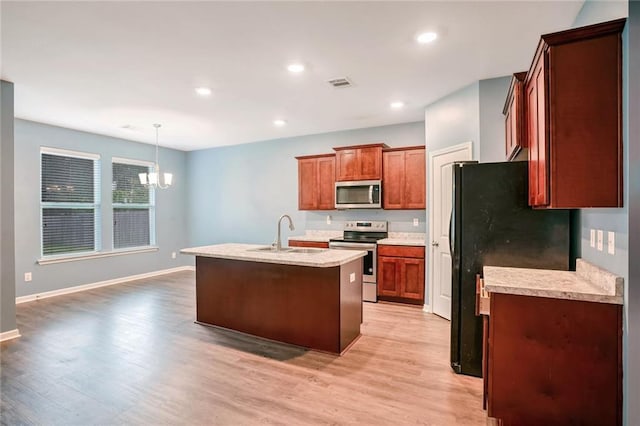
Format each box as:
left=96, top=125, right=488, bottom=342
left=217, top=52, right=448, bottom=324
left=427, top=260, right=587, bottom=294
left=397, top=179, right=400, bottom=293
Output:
left=41, top=148, right=101, bottom=257
left=112, top=158, right=155, bottom=249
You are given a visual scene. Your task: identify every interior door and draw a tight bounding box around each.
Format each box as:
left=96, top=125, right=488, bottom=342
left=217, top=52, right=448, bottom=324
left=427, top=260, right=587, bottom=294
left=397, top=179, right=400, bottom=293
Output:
left=430, top=144, right=472, bottom=320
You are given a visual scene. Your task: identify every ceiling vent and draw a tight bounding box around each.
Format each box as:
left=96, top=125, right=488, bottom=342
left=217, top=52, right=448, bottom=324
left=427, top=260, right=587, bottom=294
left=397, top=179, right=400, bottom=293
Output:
left=327, top=77, right=353, bottom=88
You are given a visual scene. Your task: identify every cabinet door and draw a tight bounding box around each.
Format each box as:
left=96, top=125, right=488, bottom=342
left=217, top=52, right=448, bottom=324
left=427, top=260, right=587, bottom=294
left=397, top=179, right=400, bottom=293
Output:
left=358, top=147, right=382, bottom=180
left=377, top=256, right=400, bottom=297
left=527, top=53, right=549, bottom=207
left=505, top=72, right=526, bottom=161
left=317, top=156, right=335, bottom=210
left=298, top=158, right=318, bottom=210
left=404, top=149, right=426, bottom=209
left=382, top=151, right=404, bottom=209
left=335, top=149, right=358, bottom=181
left=399, top=258, right=425, bottom=301
left=505, top=105, right=514, bottom=160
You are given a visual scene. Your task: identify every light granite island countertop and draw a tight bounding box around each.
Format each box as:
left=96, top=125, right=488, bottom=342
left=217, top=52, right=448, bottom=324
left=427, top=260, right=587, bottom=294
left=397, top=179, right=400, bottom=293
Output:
left=483, top=258, right=623, bottom=305
left=181, top=243, right=366, bottom=268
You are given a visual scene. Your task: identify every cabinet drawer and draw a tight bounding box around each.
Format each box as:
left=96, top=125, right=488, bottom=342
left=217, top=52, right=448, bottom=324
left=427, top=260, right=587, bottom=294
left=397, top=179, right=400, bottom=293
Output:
left=377, top=245, right=424, bottom=258
left=288, top=240, right=329, bottom=249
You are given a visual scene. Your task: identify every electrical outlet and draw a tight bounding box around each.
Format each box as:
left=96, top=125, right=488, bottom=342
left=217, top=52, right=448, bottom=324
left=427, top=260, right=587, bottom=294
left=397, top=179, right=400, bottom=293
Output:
left=326, top=215, right=332, bottom=225
left=597, top=230, right=604, bottom=251
left=413, top=218, right=419, bottom=227
left=171, top=252, right=177, bottom=259
left=590, top=229, right=596, bottom=248
left=24, top=272, right=32, bottom=282
left=608, top=231, right=615, bottom=255
left=349, top=272, right=356, bottom=283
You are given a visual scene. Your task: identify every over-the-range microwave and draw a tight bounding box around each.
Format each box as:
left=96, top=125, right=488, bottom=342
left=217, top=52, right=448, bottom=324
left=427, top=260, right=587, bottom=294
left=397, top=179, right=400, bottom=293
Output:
left=335, top=180, right=382, bottom=209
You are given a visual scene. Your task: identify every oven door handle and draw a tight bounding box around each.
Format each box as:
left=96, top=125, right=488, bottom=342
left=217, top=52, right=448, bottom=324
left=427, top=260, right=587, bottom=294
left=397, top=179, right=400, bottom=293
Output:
left=329, top=242, right=377, bottom=250
left=368, top=185, right=373, bottom=204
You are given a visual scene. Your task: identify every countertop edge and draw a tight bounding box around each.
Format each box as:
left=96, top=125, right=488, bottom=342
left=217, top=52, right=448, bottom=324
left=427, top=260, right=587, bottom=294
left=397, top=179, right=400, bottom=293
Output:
left=483, top=283, right=623, bottom=305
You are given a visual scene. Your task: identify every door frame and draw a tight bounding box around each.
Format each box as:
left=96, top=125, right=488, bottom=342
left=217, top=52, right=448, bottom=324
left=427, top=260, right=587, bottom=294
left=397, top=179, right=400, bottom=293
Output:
left=425, top=142, right=473, bottom=314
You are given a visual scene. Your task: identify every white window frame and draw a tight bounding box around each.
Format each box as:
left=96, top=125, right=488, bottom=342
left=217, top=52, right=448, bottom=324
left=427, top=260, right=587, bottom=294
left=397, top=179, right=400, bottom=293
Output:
left=40, top=147, right=102, bottom=258
left=111, top=157, right=156, bottom=250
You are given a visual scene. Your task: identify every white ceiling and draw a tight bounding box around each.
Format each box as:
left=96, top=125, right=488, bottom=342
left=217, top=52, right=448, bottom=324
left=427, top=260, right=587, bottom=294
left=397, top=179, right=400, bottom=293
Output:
left=1, top=1, right=585, bottom=151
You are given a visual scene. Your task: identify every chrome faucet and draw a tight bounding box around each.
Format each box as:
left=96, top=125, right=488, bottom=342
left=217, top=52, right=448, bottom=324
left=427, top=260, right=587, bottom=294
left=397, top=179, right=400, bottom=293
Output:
left=275, top=214, right=295, bottom=251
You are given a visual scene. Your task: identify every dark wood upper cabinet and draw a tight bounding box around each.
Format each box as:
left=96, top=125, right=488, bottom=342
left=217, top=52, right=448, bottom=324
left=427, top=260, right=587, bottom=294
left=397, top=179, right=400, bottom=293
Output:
left=503, top=72, right=527, bottom=161
left=524, top=18, right=625, bottom=208
left=334, top=143, right=386, bottom=181
left=296, top=154, right=335, bottom=210
left=382, top=147, right=426, bottom=210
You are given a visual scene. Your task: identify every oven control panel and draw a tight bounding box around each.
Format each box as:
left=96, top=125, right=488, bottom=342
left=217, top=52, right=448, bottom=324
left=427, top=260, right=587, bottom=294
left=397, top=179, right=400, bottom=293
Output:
left=344, top=220, right=388, bottom=232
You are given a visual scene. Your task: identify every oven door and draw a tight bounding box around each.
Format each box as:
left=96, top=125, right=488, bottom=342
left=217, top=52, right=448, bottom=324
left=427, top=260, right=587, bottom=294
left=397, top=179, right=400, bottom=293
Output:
left=328, top=241, right=377, bottom=302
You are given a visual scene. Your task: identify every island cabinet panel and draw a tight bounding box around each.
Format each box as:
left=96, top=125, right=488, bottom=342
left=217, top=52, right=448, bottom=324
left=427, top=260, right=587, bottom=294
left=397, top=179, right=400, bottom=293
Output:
left=382, top=147, right=426, bottom=210
left=377, top=245, right=425, bottom=305
left=524, top=18, right=625, bottom=208
left=288, top=240, right=329, bottom=249
left=296, top=154, right=335, bottom=210
left=487, top=293, right=622, bottom=425
left=503, top=72, right=527, bottom=161
left=195, top=256, right=362, bottom=354
left=334, top=143, right=386, bottom=181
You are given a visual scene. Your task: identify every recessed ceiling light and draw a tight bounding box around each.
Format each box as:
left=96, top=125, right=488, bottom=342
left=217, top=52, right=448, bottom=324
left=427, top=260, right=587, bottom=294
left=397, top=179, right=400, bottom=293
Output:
left=416, top=32, right=438, bottom=44
left=287, top=63, right=305, bottom=73
left=195, top=87, right=212, bottom=96
left=273, top=119, right=287, bottom=127
left=390, top=101, right=405, bottom=109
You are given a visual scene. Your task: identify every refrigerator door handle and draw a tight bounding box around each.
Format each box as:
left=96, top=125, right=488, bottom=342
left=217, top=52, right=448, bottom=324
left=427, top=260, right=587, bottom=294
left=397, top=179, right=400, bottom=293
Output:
left=449, top=211, right=454, bottom=256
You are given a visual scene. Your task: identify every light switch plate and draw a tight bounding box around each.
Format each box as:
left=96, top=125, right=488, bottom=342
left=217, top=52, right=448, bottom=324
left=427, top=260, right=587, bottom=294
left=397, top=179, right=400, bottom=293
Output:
left=349, top=272, right=356, bottom=283
left=590, top=229, right=596, bottom=248
left=413, top=218, right=419, bottom=227
left=608, top=231, right=615, bottom=255
left=597, top=230, right=604, bottom=251
left=171, top=252, right=177, bottom=259
left=326, top=215, right=332, bottom=225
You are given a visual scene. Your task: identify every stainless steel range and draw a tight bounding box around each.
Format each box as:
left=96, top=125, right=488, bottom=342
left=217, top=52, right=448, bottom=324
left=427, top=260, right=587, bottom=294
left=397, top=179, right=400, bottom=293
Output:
left=329, top=220, right=388, bottom=302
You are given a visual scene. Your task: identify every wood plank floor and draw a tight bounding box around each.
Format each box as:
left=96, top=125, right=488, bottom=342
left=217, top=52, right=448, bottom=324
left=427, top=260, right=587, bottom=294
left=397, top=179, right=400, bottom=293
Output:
left=1, top=271, right=486, bottom=425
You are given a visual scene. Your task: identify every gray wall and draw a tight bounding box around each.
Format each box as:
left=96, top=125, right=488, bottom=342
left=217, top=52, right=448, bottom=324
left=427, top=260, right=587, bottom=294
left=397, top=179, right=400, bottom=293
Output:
left=186, top=121, right=426, bottom=247
left=1, top=81, right=17, bottom=334
left=570, top=2, right=631, bottom=423
left=479, top=76, right=512, bottom=163
left=626, top=2, right=639, bottom=424
left=14, top=120, right=190, bottom=298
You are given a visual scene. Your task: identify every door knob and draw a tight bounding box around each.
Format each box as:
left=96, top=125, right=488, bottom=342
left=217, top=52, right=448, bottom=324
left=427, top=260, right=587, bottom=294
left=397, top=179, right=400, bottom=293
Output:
left=432, top=241, right=439, bottom=247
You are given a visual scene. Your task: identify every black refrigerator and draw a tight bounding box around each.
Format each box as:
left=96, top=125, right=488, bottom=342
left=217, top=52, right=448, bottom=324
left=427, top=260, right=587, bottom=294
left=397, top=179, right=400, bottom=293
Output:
left=450, top=161, right=570, bottom=377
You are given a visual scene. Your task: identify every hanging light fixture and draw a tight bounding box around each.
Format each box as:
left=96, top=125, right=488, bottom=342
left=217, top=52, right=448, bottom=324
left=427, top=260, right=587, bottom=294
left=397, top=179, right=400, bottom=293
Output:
left=139, top=123, right=173, bottom=189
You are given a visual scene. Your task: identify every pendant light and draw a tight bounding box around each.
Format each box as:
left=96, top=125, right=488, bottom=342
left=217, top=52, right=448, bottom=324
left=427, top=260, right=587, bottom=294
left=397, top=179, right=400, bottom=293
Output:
left=138, top=123, right=173, bottom=189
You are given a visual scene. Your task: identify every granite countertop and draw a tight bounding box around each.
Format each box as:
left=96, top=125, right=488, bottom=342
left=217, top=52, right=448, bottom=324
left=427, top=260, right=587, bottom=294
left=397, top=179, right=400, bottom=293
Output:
left=288, top=230, right=342, bottom=243
left=377, top=232, right=426, bottom=247
left=483, top=259, right=623, bottom=305
left=181, top=243, right=366, bottom=268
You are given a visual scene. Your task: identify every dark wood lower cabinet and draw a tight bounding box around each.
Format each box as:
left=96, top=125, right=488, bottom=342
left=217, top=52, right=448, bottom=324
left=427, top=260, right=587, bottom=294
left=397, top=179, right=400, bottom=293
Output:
left=486, top=293, right=622, bottom=425
left=377, top=245, right=425, bottom=305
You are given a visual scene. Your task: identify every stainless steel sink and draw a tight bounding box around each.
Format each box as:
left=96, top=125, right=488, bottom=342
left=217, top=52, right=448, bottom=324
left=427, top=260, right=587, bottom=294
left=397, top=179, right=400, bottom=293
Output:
left=249, top=246, right=294, bottom=253
left=289, top=248, right=327, bottom=254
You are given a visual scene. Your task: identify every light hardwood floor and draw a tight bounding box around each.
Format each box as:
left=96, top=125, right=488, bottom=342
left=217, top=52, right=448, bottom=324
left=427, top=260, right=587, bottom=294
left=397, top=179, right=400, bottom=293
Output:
left=1, top=271, right=486, bottom=425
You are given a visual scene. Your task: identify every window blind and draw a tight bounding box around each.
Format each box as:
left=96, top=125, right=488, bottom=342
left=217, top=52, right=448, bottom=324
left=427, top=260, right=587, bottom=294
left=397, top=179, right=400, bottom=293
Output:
left=41, top=148, right=101, bottom=256
left=112, top=159, right=155, bottom=249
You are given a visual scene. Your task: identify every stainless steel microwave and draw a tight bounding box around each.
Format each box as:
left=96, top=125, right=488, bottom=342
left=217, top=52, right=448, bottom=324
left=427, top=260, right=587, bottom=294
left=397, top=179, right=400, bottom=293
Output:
left=335, top=180, right=382, bottom=209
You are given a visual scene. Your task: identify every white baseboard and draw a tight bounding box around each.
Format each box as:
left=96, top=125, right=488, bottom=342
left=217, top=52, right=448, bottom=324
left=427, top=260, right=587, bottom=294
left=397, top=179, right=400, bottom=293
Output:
left=422, top=304, right=432, bottom=313
left=0, top=329, right=21, bottom=342
left=16, top=266, right=195, bottom=304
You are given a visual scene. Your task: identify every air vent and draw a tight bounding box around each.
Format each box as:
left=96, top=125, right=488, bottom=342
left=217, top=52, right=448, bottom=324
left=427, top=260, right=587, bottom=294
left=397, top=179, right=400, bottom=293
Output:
left=327, top=77, right=353, bottom=88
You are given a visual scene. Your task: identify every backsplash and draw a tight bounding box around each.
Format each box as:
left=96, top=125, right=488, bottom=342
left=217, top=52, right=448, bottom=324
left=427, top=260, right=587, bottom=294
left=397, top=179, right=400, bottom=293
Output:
left=304, top=210, right=426, bottom=233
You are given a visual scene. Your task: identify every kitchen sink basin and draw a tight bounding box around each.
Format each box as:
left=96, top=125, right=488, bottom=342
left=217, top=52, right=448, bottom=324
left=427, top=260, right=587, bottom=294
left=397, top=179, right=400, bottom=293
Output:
left=289, top=248, right=327, bottom=254
left=249, top=246, right=294, bottom=253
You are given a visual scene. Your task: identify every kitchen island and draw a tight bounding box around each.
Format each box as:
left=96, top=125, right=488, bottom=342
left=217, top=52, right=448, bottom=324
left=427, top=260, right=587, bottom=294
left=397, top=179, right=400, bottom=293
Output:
left=180, top=243, right=366, bottom=354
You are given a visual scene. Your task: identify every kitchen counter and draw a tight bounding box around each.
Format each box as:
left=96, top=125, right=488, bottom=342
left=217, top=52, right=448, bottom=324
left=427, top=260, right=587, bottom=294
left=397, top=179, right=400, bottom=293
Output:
left=182, top=243, right=364, bottom=354
left=181, top=243, right=366, bottom=268
left=288, top=230, right=341, bottom=243
left=483, top=258, right=623, bottom=304
left=377, top=232, right=426, bottom=247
